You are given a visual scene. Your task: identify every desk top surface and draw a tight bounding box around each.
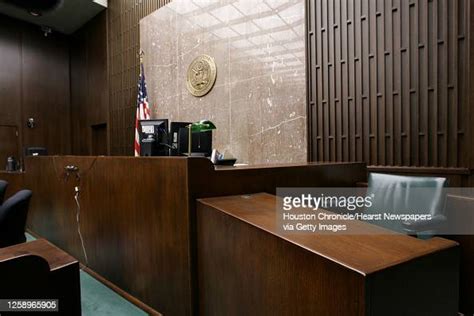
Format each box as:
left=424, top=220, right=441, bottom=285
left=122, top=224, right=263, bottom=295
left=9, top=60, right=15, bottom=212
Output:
left=0, top=239, right=77, bottom=271
left=213, top=161, right=364, bottom=170
left=198, top=193, right=458, bottom=275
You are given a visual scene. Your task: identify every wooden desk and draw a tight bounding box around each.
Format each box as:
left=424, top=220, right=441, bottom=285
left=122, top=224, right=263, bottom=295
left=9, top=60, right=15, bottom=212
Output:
left=23, top=156, right=366, bottom=315
left=197, top=193, right=459, bottom=316
left=0, top=239, right=81, bottom=315
left=445, top=194, right=474, bottom=315
left=0, top=239, right=77, bottom=270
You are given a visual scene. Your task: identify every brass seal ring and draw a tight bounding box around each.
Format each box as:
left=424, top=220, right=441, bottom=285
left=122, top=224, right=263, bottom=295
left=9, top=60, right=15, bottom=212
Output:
left=186, top=54, right=217, bottom=97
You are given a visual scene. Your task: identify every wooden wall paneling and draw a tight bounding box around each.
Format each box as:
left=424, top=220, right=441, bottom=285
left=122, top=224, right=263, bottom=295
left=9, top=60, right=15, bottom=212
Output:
left=87, top=13, right=108, bottom=127
left=329, top=0, right=336, bottom=161
left=70, top=31, right=89, bottom=155
left=362, top=0, right=370, bottom=165
left=307, top=0, right=471, bottom=178
left=0, top=14, right=72, bottom=164
left=71, top=12, right=109, bottom=155
left=305, top=0, right=314, bottom=162
left=318, top=0, right=325, bottom=162
left=346, top=0, right=353, bottom=161
left=336, top=0, right=343, bottom=162
left=469, top=0, right=474, bottom=185
left=429, top=0, right=438, bottom=167
left=355, top=0, right=363, bottom=162
left=0, top=16, right=21, bottom=128
left=323, top=0, right=329, bottom=161
left=438, top=0, right=447, bottom=167
left=0, top=16, right=22, bottom=167
left=1, top=3, right=182, bottom=158
left=458, top=0, right=468, bottom=169
left=21, top=26, right=71, bottom=155
left=0, top=126, right=20, bottom=168
left=449, top=0, right=459, bottom=168
left=0, top=171, right=25, bottom=199
left=341, top=0, right=347, bottom=160
left=369, top=0, right=377, bottom=166
left=376, top=0, right=384, bottom=166
left=419, top=0, right=427, bottom=167
left=386, top=3, right=394, bottom=165
left=107, top=0, right=171, bottom=156
left=393, top=0, right=401, bottom=166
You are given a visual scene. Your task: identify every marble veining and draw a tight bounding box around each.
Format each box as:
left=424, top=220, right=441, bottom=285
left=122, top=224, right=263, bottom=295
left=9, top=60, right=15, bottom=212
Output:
left=140, top=0, right=306, bottom=164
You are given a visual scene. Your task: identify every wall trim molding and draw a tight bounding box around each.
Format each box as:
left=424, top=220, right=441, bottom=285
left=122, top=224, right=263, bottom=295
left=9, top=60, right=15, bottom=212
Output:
left=367, top=166, right=471, bottom=175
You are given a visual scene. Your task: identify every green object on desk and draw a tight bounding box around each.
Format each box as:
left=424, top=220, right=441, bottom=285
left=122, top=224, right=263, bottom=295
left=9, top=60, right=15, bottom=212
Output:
left=187, top=120, right=216, bottom=155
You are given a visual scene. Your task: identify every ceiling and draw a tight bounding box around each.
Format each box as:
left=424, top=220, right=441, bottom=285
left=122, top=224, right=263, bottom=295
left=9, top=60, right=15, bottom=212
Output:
left=0, top=0, right=107, bottom=34
left=165, top=0, right=306, bottom=81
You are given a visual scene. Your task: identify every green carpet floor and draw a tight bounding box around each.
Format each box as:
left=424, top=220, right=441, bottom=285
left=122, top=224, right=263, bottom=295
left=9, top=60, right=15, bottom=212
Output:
left=79, top=271, right=146, bottom=316
left=25, top=233, right=147, bottom=316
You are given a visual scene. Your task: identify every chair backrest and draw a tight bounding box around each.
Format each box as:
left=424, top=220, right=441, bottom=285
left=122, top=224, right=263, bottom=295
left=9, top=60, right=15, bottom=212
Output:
left=0, top=180, right=7, bottom=205
left=366, top=173, right=447, bottom=234
left=0, top=190, right=33, bottom=248
left=0, top=254, right=50, bottom=298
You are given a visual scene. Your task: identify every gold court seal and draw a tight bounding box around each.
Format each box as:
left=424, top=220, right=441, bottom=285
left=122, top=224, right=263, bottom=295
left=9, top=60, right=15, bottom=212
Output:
left=186, top=54, right=217, bottom=97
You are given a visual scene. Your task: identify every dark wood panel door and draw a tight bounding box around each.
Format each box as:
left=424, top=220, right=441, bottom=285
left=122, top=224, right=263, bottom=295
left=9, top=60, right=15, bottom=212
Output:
left=91, top=124, right=107, bottom=155
left=0, top=125, right=19, bottom=170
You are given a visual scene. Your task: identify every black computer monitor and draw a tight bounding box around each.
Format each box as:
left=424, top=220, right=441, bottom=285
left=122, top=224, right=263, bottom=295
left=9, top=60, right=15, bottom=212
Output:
left=169, top=122, right=191, bottom=156
left=173, top=123, right=212, bottom=157
left=139, top=119, right=169, bottom=156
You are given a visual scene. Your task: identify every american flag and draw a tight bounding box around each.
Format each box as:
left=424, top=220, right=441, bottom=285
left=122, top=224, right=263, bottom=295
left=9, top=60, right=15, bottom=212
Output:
left=134, top=62, right=151, bottom=156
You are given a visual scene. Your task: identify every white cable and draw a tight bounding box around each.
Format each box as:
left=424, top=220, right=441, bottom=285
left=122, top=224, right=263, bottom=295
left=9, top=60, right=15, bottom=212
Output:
left=74, top=187, right=89, bottom=265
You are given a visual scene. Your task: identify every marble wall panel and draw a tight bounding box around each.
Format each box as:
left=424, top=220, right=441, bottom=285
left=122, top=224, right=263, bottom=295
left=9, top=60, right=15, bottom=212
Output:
left=140, top=0, right=306, bottom=164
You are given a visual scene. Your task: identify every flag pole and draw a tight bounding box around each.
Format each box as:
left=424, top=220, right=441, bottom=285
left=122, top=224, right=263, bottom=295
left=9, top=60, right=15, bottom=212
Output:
left=139, top=50, right=145, bottom=74
left=135, top=49, right=147, bottom=157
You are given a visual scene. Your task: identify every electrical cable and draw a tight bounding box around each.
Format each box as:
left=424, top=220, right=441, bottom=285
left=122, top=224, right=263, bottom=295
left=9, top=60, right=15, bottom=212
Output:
left=71, top=158, right=98, bottom=266
left=51, top=157, right=99, bottom=266
left=74, top=186, right=89, bottom=265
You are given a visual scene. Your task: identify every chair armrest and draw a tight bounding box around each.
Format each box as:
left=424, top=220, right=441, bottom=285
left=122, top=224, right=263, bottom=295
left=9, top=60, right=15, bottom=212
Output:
left=402, top=214, right=447, bottom=235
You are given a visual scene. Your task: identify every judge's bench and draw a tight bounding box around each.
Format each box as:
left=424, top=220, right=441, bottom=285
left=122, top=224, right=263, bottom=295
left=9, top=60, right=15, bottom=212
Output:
left=2, top=156, right=461, bottom=315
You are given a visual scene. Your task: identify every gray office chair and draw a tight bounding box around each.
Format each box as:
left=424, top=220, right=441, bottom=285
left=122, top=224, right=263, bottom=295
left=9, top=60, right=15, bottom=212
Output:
left=0, top=190, right=32, bottom=248
left=0, top=180, right=8, bottom=205
left=365, top=173, right=448, bottom=237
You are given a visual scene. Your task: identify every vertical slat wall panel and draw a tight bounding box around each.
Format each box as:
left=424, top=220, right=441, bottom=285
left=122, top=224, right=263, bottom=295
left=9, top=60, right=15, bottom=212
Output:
left=458, top=0, right=467, bottom=169
left=470, top=0, right=474, bottom=187
left=306, top=0, right=316, bottom=160
left=108, top=0, right=171, bottom=155
left=307, top=0, right=470, bottom=168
